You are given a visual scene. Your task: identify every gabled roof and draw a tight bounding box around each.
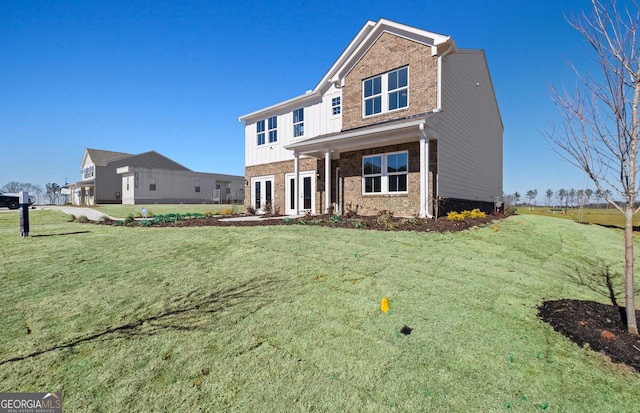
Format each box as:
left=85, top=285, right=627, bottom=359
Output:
left=239, top=18, right=456, bottom=123
left=83, top=148, right=133, bottom=167
left=317, top=19, right=455, bottom=92
left=114, top=150, right=192, bottom=171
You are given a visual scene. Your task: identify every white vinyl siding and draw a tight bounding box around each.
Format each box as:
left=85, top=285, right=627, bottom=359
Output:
left=244, top=86, right=342, bottom=167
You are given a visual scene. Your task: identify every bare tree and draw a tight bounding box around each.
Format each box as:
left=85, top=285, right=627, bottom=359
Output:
left=45, top=183, right=62, bottom=205
left=546, top=188, right=554, bottom=206
left=544, top=0, right=640, bottom=334
left=556, top=188, right=567, bottom=207
left=2, top=181, right=43, bottom=203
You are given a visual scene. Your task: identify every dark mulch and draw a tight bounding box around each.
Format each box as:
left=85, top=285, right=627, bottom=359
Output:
left=538, top=299, right=640, bottom=372
left=99, top=212, right=507, bottom=232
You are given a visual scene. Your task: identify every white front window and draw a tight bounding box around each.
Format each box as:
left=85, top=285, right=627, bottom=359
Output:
left=362, top=151, right=408, bottom=194
left=363, top=66, right=408, bottom=117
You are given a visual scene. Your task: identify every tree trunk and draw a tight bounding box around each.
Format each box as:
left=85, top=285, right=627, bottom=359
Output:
left=624, top=207, right=638, bottom=335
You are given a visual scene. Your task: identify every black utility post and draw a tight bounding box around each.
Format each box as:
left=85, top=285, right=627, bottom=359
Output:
left=19, top=191, right=29, bottom=238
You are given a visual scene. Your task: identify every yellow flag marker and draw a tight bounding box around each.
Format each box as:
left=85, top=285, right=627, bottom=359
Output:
left=381, top=297, right=390, bottom=313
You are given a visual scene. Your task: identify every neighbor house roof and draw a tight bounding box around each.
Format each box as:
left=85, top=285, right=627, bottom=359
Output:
left=84, top=148, right=133, bottom=167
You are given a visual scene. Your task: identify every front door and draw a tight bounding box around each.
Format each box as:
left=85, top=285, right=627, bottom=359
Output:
left=251, top=176, right=274, bottom=213
left=285, top=171, right=315, bottom=215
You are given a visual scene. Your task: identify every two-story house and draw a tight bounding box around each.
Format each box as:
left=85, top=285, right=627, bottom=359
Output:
left=70, top=148, right=244, bottom=205
left=239, top=19, right=502, bottom=217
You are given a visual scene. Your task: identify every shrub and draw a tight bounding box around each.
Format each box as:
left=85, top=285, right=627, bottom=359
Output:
left=246, top=206, right=256, bottom=215
left=376, top=210, right=396, bottom=229
left=504, top=206, right=518, bottom=216
left=447, top=208, right=486, bottom=222
left=204, top=210, right=213, bottom=217
left=263, top=202, right=273, bottom=215
left=329, top=214, right=342, bottom=225
left=222, top=208, right=234, bottom=215
left=125, top=214, right=135, bottom=224
left=139, top=219, right=152, bottom=227
left=402, top=217, right=420, bottom=226
left=348, top=219, right=367, bottom=229
left=77, top=215, right=90, bottom=223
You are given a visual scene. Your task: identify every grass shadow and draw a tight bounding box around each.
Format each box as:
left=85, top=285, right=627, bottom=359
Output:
left=32, top=231, right=92, bottom=237
left=0, top=277, right=281, bottom=366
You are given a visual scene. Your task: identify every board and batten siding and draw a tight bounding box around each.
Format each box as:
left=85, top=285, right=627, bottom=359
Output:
left=437, top=49, right=503, bottom=203
left=244, top=86, right=342, bottom=167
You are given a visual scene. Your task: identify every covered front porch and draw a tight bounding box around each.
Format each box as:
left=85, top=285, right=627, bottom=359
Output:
left=68, top=181, right=95, bottom=206
left=284, top=113, right=439, bottom=217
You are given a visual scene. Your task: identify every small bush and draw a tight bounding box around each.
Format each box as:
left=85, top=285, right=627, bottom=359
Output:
left=222, top=208, right=234, bottom=215
left=403, top=217, right=420, bottom=226
left=329, top=214, right=342, bottom=225
left=139, top=219, right=152, bottom=227
left=263, top=202, right=273, bottom=215
left=77, top=215, right=90, bottom=223
left=376, top=210, right=396, bottom=229
left=246, top=206, right=256, bottom=215
left=125, top=214, right=135, bottom=224
left=504, top=206, right=518, bottom=216
left=348, top=219, right=367, bottom=229
left=447, top=208, right=486, bottom=222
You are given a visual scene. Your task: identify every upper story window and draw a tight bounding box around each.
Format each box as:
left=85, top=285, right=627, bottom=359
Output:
left=332, top=97, right=341, bottom=115
left=257, top=120, right=265, bottom=146
left=293, top=108, right=304, bottom=137
left=362, top=151, right=408, bottom=194
left=268, top=116, right=278, bottom=143
left=82, top=165, right=94, bottom=180
left=363, top=66, right=408, bottom=117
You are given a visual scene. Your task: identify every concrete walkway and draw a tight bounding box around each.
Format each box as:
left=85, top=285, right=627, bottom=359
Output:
left=39, top=206, right=119, bottom=221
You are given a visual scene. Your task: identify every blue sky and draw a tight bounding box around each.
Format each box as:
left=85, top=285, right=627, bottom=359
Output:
left=0, top=0, right=606, bottom=201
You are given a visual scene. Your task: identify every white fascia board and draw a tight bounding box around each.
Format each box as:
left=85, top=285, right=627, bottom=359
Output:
left=313, top=20, right=377, bottom=91
left=328, top=19, right=453, bottom=86
left=285, top=117, right=431, bottom=155
left=238, top=90, right=321, bottom=124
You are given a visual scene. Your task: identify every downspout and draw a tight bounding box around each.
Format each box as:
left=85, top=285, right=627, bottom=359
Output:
left=435, top=39, right=455, bottom=111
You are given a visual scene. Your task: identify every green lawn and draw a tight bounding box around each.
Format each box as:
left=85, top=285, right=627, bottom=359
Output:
left=1, top=209, right=639, bottom=412
left=518, top=206, right=640, bottom=228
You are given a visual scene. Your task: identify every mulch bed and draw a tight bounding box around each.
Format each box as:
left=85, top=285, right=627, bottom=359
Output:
left=99, top=212, right=507, bottom=232
left=96, top=212, right=640, bottom=373
left=538, top=299, right=640, bottom=373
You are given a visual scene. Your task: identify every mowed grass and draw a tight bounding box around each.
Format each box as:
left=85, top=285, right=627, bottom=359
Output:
left=93, top=203, right=244, bottom=219
left=519, top=206, right=640, bottom=228
left=0, top=209, right=639, bottom=412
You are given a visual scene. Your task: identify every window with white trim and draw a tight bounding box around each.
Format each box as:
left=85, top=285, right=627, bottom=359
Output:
left=268, top=116, right=277, bottom=143
left=363, top=66, right=408, bottom=117
left=331, top=97, right=341, bottom=115
left=362, top=151, right=408, bottom=194
left=257, top=120, right=265, bottom=145
left=293, top=108, right=304, bottom=137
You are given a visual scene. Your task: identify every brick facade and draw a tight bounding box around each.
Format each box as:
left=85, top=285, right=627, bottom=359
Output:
left=336, top=141, right=437, bottom=217
left=342, top=32, right=438, bottom=131
left=245, top=158, right=320, bottom=214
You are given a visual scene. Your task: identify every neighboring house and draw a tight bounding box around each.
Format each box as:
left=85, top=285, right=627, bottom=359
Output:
left=239, top=19, right=503, bottom=217
left=70, top=148, right=244, bottom=205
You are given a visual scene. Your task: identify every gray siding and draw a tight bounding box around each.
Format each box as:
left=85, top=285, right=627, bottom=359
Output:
left=438, top=49, right=503, bottom=203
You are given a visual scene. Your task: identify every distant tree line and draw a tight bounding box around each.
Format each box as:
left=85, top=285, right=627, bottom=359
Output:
left=1, top=181, right=67, bottom=205
left=503, top=188, right=615, bottom=208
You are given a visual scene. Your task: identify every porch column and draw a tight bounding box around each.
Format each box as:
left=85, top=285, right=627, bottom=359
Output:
left=294, top=152, right=300, bottom=215
left=324, top=150, right=331, bottom=214
left=419, top=136, right=430, bottom=218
